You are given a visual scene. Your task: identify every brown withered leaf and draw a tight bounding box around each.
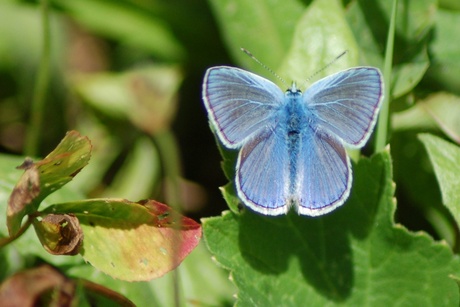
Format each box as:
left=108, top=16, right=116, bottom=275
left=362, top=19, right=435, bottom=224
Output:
left=0, top=265, right=135, bottom=306
left=6, top=160, right=40, bottom=230
left=0, top=265, right=75, bottom=307
left=33, top=214, right=84, bottom=255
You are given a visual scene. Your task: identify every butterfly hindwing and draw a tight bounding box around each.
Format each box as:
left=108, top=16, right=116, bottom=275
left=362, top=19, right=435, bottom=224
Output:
left=236, top=127, right=290, bottom=215
left=304, top=67, right=383, bottom=147
left=203, top=66, right=285, bottom=148
left=295, top=127, right=351, bottom=216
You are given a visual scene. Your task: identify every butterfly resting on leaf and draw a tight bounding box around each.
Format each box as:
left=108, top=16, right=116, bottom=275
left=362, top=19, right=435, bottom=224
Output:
left=202, top=65, right=383, bottom=216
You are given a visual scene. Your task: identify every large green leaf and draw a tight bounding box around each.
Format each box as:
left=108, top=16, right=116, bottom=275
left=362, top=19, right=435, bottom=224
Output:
left=419, top=134, right=460, bottom=226
left=203, top=150, right=460, bottom=305
left=207, top=0, right=305, bottom=74
left=277, top=0, right=358, bottom=84
left=209, top=0, right=358, bottom=85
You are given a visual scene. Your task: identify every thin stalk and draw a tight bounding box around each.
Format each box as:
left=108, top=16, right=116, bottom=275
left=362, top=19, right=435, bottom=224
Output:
left=0, top=217, right=33, bottom=248
left=152, top=130, right=183, bottom=307
left=25, top=0, right=51, bottom=156
left=375, top=0, right=397, bottom=152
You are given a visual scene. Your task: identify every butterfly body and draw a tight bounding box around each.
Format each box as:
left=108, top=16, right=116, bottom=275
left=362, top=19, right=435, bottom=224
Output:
left=203, top=66, right=383, bottom=216
left=281, top=86, right=311, bottom=195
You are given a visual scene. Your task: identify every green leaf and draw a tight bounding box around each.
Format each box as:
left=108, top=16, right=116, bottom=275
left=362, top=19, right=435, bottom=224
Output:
left=67, top=125, right=121, bottom=195
left=277, top=0, right=359, bottom=83
left=207, top=0, right=304, bottom=74
left=390, top=130, right=456, bottom=247
left=346, top=0, right=434, bottom=98
left=6, top=131, right=91, bottom=235
left=440, top=0, right=460, bottom=10
left=419, top=134, right=460, bottom=226
left=393, top=92, right=460, bottom=143
left=43, top=199, right=201, bottom=281
left=426, top=8, right=460, bottom=95
left=390, top=48, right=429, bottom=98
left=203, top=150, right=460, bottom=305
left=35, top=131, right=92, bottom=198
left=209, top=0, right=359, bottom=84
left=53, top=0, right=185, bottom=61
left=430, top=8, right=460, bottom=67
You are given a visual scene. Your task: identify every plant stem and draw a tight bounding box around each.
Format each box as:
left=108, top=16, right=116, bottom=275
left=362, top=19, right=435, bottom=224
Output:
left=25, top=0, right=51, bottom=157
left=375, top=0, right=397, bottom=152
left=152, top=130, right=183, bottom=307
left=0, top=217, right=33, bottom=248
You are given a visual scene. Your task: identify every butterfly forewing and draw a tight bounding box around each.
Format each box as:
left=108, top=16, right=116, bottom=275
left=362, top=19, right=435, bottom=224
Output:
left=203, top=66, right=285, bottom=148
left=304, top=67, right=383, bottom=147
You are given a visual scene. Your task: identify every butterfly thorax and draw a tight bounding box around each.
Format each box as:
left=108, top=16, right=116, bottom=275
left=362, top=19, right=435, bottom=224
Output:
left=284, top=86, right=305, bottom=136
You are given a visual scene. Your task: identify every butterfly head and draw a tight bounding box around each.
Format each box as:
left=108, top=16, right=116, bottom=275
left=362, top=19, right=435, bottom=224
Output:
left=286, top=82, right=302, bottom=96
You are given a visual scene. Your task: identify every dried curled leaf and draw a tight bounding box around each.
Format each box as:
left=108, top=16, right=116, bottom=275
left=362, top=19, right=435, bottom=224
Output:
left=0, top=265, right=75, bottom=306
left=0, top=265, right=135, bottom=306
left=33, top=214, right=84, bottom=255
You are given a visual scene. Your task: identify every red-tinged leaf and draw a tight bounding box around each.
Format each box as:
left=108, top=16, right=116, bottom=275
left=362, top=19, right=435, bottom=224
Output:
left=43, top=199, right=202, bottom=281
left=6, top=131, right=91, bottom=235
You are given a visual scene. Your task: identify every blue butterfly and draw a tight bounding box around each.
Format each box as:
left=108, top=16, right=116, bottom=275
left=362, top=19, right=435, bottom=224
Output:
left=202, top=66, right=383, bottom=216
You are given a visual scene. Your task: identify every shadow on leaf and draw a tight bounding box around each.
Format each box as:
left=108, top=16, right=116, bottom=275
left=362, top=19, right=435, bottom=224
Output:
left=237, top=155, right=388, bottom=301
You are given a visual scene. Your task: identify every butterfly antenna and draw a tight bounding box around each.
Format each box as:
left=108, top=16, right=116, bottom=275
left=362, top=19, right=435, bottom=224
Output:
left=306, top=50, right=348, bottom=83
left=241, top=48, right=287, bottom=87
